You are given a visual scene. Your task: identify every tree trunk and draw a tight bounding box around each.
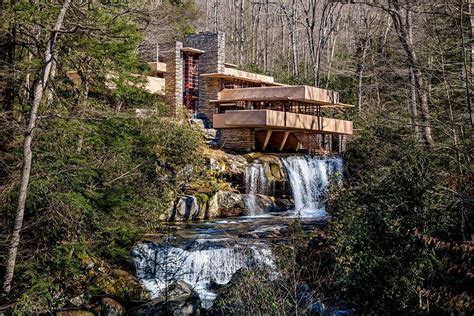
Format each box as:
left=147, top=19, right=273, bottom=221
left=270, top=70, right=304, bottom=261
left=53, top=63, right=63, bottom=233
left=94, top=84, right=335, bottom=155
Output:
left=356, top=38, right=368, bottom=111
left=2, top=0, right=71, bottom=295
left=408, top=64, right=420, bottom=138
left=390, top=0, right=434, bottom=145
left=239, top=0, right=245, bottom=65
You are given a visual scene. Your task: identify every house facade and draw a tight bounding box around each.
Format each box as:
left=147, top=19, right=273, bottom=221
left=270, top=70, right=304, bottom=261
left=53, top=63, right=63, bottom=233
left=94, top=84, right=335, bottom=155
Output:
left=143, top=32, right=354, bottom=153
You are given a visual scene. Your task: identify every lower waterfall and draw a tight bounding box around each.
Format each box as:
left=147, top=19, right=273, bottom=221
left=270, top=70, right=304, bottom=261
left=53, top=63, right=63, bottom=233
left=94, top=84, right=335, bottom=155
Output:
left=133, top=239, right=275, bottom=309
left=244, top=160, right=269, bottom=216
left=133, top=155, right=343, bottom=310
left=281, top=155, right=343, bottom=217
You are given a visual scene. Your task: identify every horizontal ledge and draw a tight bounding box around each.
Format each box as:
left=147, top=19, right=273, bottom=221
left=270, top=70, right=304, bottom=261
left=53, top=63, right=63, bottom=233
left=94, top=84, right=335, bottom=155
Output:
left=181, top=47, right=205, bottom=54
left=213, top=109, right=353, bottom=135
left=210, top=100, right=354, bottom=108
left=201, top=73, right=285, bottom=86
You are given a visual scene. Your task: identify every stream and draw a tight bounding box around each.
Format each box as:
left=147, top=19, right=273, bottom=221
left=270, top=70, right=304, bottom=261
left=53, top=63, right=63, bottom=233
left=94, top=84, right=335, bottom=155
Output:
left=133, top=155, right=343, bottom=309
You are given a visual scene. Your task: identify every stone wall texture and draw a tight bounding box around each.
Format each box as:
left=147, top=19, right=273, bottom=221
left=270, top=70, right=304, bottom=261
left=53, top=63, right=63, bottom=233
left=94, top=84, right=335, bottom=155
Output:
left=161, top=41, right=183, bottom=116
left=183, top=32, right=225, bottom=126
left=219, top=128, right=255, bottom=152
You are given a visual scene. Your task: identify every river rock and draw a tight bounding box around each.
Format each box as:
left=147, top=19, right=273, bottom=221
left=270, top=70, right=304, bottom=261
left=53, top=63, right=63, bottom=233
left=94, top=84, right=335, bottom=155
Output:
left=130, top=281, right=200, bottom=316
left=207, top=191, right=245, bottom=218
left=174, top=195, right=200, bottom=221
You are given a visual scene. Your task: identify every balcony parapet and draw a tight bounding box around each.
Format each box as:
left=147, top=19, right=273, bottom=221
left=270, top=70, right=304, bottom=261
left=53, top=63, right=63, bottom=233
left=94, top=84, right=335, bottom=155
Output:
left=213, top=109, right=353, bottom=135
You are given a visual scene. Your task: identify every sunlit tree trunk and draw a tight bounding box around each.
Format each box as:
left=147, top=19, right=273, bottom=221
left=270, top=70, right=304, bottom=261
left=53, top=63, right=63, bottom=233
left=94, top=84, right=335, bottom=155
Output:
left=2, top=0, right=71, bottom=295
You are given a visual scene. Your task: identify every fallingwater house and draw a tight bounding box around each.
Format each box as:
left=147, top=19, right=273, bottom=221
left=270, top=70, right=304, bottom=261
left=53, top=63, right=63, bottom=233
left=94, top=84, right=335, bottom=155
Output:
left=69, top=32, right=354, bottom=153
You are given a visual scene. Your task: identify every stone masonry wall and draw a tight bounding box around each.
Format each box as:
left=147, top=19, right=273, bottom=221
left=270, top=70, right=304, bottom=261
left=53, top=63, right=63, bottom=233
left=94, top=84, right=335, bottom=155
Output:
left=161, top=41, right=183, bottom=116
left=183, top=32, right=225, bottom=126
left=219, top=129, right=255, bottom=152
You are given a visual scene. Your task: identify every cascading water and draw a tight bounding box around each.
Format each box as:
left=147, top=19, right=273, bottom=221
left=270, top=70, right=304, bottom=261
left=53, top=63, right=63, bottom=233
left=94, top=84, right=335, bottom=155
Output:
left=133, top=239, right=275, bottom=309
left=133, top=155, right=343, bottom=311
left=281, top=155, right=343, bottom=217
left=244, top=161, right=269, bottom=216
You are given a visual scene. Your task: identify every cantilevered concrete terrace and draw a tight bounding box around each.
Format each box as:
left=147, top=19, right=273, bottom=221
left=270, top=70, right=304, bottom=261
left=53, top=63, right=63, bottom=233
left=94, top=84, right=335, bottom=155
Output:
left=213, top=109, right=353, bottom=135
left=212, top=85, right=353, bottom=136
left=201, top=67, right=284, bottom=86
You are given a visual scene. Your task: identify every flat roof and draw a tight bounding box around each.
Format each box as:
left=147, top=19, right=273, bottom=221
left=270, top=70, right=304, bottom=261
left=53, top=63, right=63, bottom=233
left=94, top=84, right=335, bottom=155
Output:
left=181, top=47, right=205, bottom=54
left=213, top=86, right=354, bottom=107
left=224, top=62, right=238, bottom=68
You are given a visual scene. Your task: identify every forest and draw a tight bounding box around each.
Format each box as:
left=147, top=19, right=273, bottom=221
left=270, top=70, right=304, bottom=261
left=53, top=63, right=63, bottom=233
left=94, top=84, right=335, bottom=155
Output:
left=0, top=0, right=472, bottom=315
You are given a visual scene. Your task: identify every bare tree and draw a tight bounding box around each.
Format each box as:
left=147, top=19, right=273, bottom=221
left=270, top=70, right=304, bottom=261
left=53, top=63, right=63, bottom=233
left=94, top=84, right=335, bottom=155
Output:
left=2, top=0, right=72, bottom=295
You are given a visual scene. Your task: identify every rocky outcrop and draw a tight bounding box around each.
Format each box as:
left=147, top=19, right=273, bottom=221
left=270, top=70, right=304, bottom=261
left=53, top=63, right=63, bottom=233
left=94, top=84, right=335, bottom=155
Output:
left=169, top=190, right=247, bottom=221
left=166, top=150, right=297, bottom=222
left=208, top=190, right=245, bottom=217
left=129, top=281, right=201, bottom=316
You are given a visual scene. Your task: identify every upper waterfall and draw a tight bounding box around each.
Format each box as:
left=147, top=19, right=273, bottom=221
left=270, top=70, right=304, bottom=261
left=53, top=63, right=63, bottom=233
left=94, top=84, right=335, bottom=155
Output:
left=281, top=155, right=343, bottom=217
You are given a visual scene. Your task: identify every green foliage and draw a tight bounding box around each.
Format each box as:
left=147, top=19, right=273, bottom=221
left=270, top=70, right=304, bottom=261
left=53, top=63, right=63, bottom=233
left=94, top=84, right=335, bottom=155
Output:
left=326, top=118, right=469, bottom=313
left=213, top=269, right=281, bottom=315
left=3, top=114, right=204, bottom=312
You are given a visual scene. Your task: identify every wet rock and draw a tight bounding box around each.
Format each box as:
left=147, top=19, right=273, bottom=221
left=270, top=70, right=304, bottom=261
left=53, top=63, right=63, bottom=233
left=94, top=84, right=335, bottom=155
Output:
left=130, top=281, right=200, bottom=316
left=174, top=195, right=200, bottom=221
left=244, top=153, right=292, bottom=197
left=207, top=191, right=245, bottom=218
left=98, top=297, right=126, bottom=316
left=275, top=197, right=294, bottom=211
left=253, top=194, right=287, bottom=213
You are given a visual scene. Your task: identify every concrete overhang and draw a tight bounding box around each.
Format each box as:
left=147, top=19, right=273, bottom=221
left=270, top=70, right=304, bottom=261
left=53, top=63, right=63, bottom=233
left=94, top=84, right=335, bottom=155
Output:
left=201, top=67, right=285, bottom=86
left=215, top=85, right=348, bottom=106
left=66, top=71, right=165, bottom=96
left=213, top=109, right=353, bottom=135
left=181, top=47, right=205, bottom=54
left=148, top=61, right=167, bottom=73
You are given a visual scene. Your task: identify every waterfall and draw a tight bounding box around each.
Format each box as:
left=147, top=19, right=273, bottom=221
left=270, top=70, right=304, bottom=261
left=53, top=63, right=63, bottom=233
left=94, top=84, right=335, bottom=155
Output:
left=281, top=155, right=343, bottom=217
left=133, top=240, right=275, bottom=309
left=244, top=161, right=269, bottom=216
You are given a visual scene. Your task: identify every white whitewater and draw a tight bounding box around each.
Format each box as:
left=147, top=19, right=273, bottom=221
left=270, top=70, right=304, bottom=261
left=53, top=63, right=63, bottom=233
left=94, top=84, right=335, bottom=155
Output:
left=281, top=155, right=343, bottom=217
left=133, top=241, right=275, bottom=309
left=244, top=161, right=269, bottom=216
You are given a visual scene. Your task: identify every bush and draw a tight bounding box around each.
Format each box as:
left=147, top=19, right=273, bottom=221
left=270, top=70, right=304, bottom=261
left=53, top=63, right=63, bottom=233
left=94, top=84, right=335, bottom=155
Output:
left=327, top=121, right=469, bottom=313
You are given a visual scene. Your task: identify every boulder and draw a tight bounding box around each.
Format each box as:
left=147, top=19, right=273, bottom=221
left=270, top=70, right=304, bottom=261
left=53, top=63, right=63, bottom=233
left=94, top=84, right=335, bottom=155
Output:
left=174, top=195, right=200, bottom=221
left=253, top=194, right=287, bottom=213
left=130, top=281, right=201, bottom=316
left=207, top=191, right=245, bottom=218
left=244, top=194, right=291, bottom=214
